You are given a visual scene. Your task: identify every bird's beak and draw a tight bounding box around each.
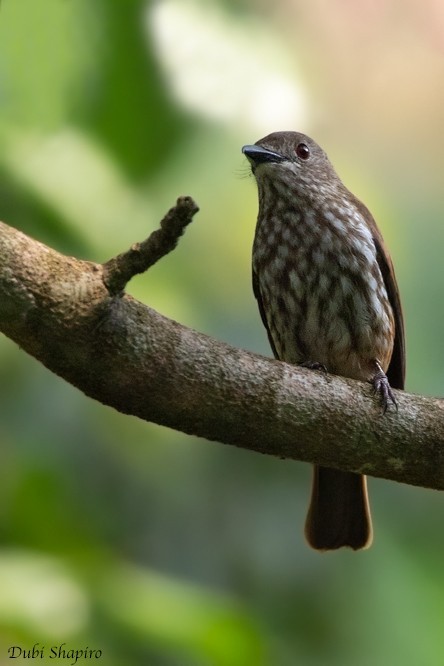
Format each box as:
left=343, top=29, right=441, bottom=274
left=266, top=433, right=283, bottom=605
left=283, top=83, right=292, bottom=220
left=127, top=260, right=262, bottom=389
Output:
left=242, top=144, right=284, bottom=164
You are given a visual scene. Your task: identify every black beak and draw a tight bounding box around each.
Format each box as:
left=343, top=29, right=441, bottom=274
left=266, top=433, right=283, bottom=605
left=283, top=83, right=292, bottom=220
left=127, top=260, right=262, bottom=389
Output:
left=242, top=144, right=284, bottom=164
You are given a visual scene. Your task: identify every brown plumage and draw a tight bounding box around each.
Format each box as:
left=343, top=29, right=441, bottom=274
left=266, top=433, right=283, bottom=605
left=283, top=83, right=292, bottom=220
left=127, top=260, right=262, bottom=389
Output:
left=243, top=131, right=405, bottom=551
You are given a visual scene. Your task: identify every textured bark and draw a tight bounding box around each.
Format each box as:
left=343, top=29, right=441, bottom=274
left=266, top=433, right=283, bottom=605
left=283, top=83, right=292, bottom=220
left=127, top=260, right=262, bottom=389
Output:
left=0, top=199, right=443, bottom=491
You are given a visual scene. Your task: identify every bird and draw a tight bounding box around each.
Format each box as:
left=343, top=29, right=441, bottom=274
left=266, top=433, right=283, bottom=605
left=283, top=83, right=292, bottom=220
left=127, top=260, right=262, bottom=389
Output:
left=242, top=131, right=405, bottom=550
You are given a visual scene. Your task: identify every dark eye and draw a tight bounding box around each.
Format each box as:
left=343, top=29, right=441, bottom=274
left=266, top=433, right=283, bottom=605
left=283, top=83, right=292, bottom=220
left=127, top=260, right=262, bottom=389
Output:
left=296, top=142, right=310, bottom=160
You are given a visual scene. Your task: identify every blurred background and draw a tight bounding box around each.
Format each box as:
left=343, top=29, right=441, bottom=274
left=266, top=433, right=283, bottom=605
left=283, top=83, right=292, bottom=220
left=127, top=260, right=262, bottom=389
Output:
left=0, top=0, right=443, bottom=664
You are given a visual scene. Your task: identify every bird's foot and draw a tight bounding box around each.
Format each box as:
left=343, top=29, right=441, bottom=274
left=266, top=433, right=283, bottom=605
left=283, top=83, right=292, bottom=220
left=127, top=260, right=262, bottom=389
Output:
left=300, top=360, right=328, bottom=375
left=371, top=360, right=397, bottom=413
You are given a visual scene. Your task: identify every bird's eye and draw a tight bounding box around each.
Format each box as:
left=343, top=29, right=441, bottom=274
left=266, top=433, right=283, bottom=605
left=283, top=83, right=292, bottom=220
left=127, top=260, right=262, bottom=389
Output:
left=296, top=142, right=310, bottom=160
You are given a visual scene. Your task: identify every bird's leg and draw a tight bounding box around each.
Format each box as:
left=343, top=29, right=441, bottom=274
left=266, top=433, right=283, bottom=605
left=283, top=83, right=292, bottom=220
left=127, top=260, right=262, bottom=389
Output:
left=371, top=360, right=397, bottom=413
left=300, top=360, right=328, bottom=374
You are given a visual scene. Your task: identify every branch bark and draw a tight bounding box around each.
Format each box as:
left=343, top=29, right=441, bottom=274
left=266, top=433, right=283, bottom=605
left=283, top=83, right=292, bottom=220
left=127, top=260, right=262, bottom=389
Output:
left=0, top=198, right=443, bottom=491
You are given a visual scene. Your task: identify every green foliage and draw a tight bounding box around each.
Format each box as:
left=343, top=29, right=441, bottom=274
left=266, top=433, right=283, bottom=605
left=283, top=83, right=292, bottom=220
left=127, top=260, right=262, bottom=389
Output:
left=0, top=1, right=443, bottom=664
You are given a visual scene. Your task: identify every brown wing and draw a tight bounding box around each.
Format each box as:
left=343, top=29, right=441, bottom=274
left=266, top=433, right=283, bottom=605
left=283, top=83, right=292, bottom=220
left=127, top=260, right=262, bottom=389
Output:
left=252, top=267, right=280, bottom=359
left=373, top=231, right=405, bottom=389
left=354, top=198, right=406, bottom=390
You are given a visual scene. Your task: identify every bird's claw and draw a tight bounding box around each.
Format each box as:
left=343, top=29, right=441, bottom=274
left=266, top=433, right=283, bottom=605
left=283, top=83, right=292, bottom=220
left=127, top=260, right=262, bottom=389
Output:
left=372, top=364, right=397, bottom=413
left=300, top=360, right=328, bottom=375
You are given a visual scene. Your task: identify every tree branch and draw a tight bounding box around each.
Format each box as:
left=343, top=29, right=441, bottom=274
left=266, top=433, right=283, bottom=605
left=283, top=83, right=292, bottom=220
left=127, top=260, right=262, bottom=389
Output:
left=102, top=196, right=199, bottom=294
left=0, top=198, right=443, bottom=491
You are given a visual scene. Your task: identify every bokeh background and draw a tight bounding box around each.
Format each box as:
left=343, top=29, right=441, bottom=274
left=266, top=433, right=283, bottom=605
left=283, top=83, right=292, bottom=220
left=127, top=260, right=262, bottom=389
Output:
left=0, top=0, right=443, bottom=664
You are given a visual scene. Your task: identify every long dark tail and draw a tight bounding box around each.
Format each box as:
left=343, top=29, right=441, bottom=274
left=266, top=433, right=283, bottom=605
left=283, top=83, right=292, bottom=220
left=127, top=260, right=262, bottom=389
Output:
left=304, top=466, right=373, bottom=551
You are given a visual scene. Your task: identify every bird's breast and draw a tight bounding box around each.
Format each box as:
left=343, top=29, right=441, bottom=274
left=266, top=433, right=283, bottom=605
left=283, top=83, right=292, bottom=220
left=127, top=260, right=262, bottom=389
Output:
left=253, top=207, right=395, bottom=380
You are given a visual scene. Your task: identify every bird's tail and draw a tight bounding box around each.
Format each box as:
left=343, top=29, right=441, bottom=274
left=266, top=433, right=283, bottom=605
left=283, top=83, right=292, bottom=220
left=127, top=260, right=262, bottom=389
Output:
left=304, top=466, right=373, bottom=551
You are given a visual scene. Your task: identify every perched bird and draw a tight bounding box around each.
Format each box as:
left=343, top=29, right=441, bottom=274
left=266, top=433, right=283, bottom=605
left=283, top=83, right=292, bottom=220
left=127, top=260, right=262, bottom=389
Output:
left=243, top=132, right=405, bottom=551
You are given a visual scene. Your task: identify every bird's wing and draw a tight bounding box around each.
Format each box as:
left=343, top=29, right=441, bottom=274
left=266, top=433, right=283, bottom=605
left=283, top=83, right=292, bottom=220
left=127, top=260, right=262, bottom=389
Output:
left=373, top=231, right=405, bottom=389
left=352, top=195, right=405, bottom=390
